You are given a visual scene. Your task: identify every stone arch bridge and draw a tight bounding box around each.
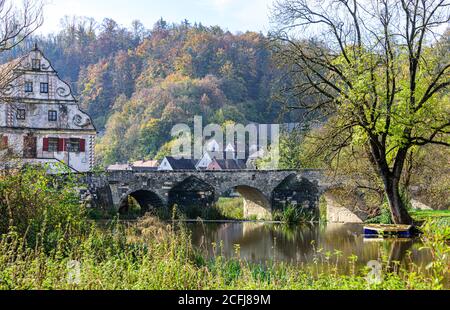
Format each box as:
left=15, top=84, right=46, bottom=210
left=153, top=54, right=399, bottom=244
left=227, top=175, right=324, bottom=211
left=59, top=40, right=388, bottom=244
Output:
left=83, top=170, right=333, bottom=220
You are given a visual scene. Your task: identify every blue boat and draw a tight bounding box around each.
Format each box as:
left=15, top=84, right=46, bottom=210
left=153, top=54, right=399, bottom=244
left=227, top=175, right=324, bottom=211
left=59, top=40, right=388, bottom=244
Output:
left=364, top=224, right=413, bottom=238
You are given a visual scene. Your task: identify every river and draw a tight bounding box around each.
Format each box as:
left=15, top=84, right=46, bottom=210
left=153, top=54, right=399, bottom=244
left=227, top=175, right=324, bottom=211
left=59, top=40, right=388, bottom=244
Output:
left=186, top=222, right=437, bottom=275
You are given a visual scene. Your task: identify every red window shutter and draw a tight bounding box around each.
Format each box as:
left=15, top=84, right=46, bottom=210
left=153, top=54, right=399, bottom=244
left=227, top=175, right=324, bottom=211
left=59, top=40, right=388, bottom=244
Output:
left=58, top=138, right=65, bottom=152
left=43, top=138, right=49, bottom=151
left=79, top=139, right=86, bottom=152
left=1, top=136, right=7, bottom=147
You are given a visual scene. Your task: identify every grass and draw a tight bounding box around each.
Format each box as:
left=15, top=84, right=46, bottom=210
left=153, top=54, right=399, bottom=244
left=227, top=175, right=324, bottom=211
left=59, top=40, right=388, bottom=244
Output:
left=410, top=210, right=450, bottom=227
left=0, top=216, right=448, bottom=290
left=319, top=196, right=327, bottom=222
left=215, top=197, right=244, bottom=220
left=273, top=204, right=318, bottom=225
left=117, top=198, right=246, bottom=221
left=410, top=210, right=450, bottom=220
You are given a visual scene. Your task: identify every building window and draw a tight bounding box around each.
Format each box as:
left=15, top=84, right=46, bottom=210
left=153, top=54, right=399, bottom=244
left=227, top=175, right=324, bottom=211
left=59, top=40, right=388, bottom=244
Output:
left=44, top=138, right=85, bottom=153
left=48, top=110, right=57, bottom=121
left=66, top=138, right=81, bottom=153
left=40, top=83, right=49, bottom=93
left=25, top=81, right=33, bottom=93
left=0, top=135, right=7, bottom=149
left=48, top=138, right=59, bottom=152
left=17, top=109, right=26, bottom=120
left=23, top=134, right=37, bottom=159
left=32, top=59, right=41, bottom=70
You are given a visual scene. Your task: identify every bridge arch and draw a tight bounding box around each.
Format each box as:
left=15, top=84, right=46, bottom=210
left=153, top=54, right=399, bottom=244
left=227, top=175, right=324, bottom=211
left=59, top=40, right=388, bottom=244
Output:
left=272, top=174, right=320, bottom=220
left=168, top=176, right=216, bottom=217
left=119, top=189, right=166, bottom=217
left=235, top=185, right=272, bottom=220
left=215, top=184, right=272, bottom=220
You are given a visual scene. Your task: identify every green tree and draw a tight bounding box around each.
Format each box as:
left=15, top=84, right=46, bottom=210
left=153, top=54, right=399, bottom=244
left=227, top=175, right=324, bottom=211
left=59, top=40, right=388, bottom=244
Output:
left=272, top=0, right=450, bottom=224
left=138, top=118, right=170, bottom=158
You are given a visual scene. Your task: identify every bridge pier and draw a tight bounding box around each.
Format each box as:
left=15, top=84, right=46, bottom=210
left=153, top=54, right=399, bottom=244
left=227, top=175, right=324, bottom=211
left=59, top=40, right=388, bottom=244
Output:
left=236, top=187, right=272, bottom=220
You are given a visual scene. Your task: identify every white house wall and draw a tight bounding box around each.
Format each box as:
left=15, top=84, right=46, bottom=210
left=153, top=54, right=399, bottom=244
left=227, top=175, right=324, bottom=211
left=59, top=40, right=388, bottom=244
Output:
left=158, top=158, right=173, bottom=171
left=1, top=131, right=95, bottom=172
left=1, top=102, right=94, bottom=131
left=0, top=47, right=96, bottom=173
left=196, top=153, right=213, bottom=170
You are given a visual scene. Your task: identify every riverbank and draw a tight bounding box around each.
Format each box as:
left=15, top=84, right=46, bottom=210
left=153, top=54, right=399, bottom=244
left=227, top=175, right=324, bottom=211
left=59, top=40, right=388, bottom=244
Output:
left=1, top=216, right=449, bottom=290
left=411, top=210, right=450, bottom=224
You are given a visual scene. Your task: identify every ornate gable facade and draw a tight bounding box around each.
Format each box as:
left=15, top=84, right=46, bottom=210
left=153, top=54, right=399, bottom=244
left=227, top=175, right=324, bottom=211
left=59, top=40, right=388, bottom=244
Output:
left=0, top=46, right=96, bottom=172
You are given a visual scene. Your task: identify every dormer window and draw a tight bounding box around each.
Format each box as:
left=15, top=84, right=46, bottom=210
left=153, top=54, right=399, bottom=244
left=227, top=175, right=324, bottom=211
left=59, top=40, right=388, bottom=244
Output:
left=25, top=81, right=33, bottom=93
left=32, top=59, right=41, bottom=70
left=40, top=82, right=49, bottom=93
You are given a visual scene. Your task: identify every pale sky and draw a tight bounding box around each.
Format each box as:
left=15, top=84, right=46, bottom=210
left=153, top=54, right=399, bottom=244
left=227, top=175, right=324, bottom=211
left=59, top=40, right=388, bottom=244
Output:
left=41, top=0, right=276, bottom=34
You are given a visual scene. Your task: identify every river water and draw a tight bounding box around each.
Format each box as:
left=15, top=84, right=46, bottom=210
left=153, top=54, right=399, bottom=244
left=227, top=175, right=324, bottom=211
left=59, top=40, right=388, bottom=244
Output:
left=186, top=222, right=435, bottom=273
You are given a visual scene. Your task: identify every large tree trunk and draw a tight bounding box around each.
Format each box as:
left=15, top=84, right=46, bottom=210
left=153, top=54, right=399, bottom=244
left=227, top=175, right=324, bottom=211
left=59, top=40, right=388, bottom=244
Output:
left=382, top=175, right=413, bottom=225
left=369, top=141, right=413, bottom=225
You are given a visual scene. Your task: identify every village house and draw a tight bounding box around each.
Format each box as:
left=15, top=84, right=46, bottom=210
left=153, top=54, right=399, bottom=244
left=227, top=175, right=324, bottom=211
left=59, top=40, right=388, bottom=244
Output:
left=196, top=139, right=242, bottom=170
left=196, top=150, right=236, bottom=170
left=131, top=160, right=159, bottom=172
left=207, top=158, right=247, bottom=171
left=0, top=45, right=96, bottom=172
left=158, top=156, right=197, bottom=171
left=107, top=163, right=132, bottom=172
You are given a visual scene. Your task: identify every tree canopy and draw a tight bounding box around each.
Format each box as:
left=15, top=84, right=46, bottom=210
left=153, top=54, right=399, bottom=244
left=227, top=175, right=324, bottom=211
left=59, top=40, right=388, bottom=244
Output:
left=271, top=0, right=450, bottom=224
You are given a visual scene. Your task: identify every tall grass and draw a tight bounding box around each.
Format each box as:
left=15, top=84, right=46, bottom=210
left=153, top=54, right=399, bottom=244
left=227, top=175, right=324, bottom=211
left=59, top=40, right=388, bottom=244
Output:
left=215, top=198, right=244, bottom=220
left=273, top=204, right=318, bottom=225
left=1, top=216, right=449, bottom=290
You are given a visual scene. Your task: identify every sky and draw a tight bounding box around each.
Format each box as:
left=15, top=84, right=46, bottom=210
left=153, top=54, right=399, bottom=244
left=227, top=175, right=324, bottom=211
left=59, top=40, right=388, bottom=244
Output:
left=41, top=0, right=276, bottom=34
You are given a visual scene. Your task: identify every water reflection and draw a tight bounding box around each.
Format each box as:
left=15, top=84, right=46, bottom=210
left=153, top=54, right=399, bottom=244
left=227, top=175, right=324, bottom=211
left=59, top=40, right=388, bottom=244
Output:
left=188, top=222, right=432, bottom=271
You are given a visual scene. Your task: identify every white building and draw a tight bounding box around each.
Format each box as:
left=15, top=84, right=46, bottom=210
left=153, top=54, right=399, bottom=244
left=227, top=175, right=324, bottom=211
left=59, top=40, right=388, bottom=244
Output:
left=195, top=139, right=238, bottom=170
left=196, top=151, right=239, bottom=170
left=205, top=139, right=236, bottom=153
left=158, top=157, right=197, bottom=171
left=205, top=139, right=221, bottom=152
left=0, top=45, right=96, bottom=172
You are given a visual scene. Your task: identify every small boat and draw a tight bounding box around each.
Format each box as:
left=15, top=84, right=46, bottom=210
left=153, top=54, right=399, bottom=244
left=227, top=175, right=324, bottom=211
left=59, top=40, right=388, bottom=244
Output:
left=363, top=224, right=414, bottom=238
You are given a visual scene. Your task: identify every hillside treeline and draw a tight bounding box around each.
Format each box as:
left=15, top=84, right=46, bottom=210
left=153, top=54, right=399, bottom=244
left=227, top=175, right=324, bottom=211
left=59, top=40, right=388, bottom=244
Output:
left=2, top=17, right=295, bottom=165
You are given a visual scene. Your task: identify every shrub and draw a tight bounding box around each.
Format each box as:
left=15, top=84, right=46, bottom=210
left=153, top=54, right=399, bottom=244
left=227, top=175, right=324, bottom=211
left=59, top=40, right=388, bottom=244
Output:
left=215, top=197, right=244, bottom=220
left=366, top=202, right=393, bottom=224
left=0, top=164, right=87, bottom=250
left=273, top=204, right=317, bottom=225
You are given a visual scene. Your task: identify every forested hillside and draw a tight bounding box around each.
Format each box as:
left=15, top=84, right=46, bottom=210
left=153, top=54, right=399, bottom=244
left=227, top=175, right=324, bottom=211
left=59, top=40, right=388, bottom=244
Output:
left=1, top=17, right=292, bottom=166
